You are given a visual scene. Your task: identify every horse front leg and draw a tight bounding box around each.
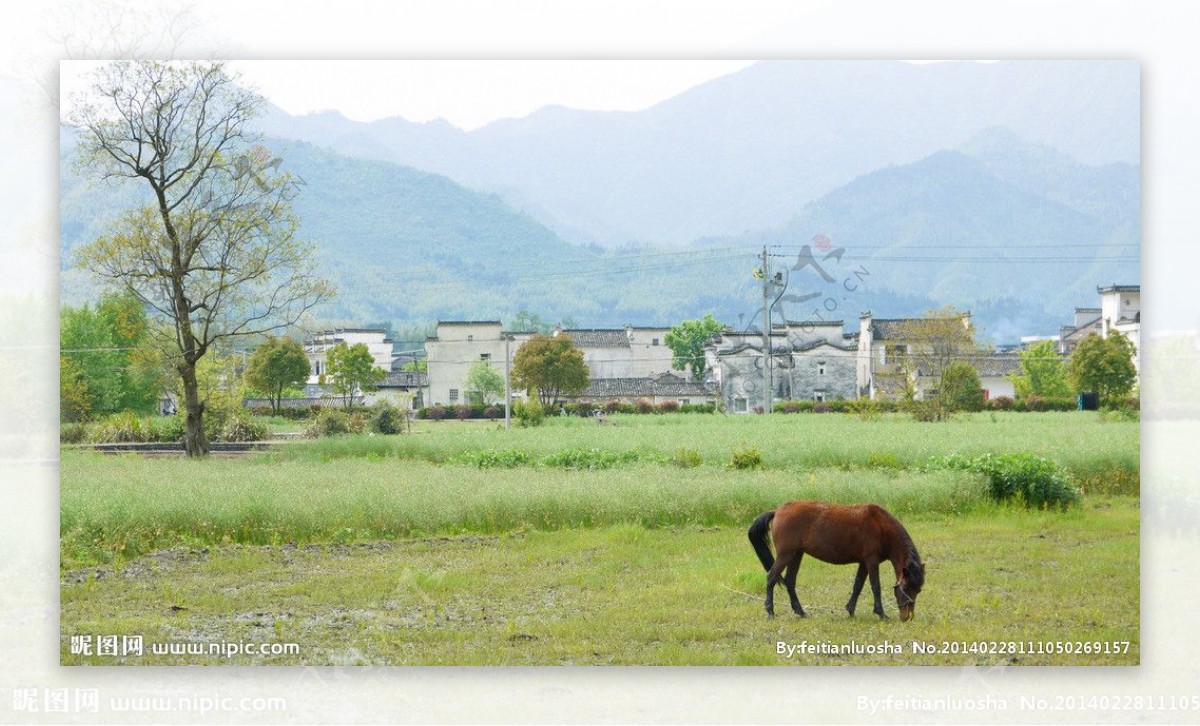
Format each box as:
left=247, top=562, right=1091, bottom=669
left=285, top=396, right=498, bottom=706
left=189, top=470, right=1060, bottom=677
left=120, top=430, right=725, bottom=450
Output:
left=868, top=561, right=888, bottom=620
left=845, top=563, right=867, bottom=616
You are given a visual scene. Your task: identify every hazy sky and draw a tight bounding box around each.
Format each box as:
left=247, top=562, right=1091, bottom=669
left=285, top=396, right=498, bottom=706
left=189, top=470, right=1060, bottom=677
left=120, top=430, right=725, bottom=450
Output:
left=60, top=60, right=757, bottom=131
left=230, top=60, right=756, bottom=130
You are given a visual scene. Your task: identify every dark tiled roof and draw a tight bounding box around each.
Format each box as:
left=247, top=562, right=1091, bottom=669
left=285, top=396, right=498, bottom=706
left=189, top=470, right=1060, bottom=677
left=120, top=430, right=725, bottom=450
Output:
left=975, top=355, right=1023, bottom=377
left=558, top=329, right=631, bottom=348
left=578, top=372, right=715, bottom=398
left=1097, top=284, right=1140, bottom=294
left=1075, top=307, right=1101, bottom=314
left=380, top=372, right=428, bottom=388
left=791, top=339, right=859, bottom=353
left=869, top=319, right=918, bottom=341
left=1060, top=317, right=1101, bottom=340
left=438, top=320, right=503, bottom=326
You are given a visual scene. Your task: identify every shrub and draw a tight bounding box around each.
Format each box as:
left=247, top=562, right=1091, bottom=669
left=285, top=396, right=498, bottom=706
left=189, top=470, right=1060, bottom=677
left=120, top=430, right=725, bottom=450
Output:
left=849, top=399, right=884, bottom=421
left=634, top=399, right=655, bottom=414
left=940, top=361, right=985, bottom=412
left=221, top=413, right=269, bottom=442
left=483, top=406, right=504, bottom=420
left=425, top=405, right=448, bottom=421
left=776, top=400, right=802, bottom=414
left=925, top=452, right=1079, bottom=510
left=752, top=405, right=765, bottom=415
left=456, top=448, right=532, bottom=468
left=673, top=447, right=703, bottom=468
left=370, top=402, right=407, bottom=435
left=347, top=411, right=366, bottom=435
left=60, top=423, right=89, bottom=444
left=90, top=411, right=150, bottom=443
left=987, top=396, right=1015, bottom=411
left=147, top=414, right=186, bottom=443
left=657, top=400, right=680, bottom=414
left=513, top=399, right=544, bottom=428
left=539, top=447, right=666, bottom=470
left=827, top=399, right=854, bottom=413
left=812, top=402, right=832, bottom=414
left=304, top=409, right=353, bottom=438
left=730, top=446, right=764, bottom=470
left=602, top=400, right=623, bottom=414
left=454, top=404, right=473, bottom=420
left=865, top=451, right=902, bottom=469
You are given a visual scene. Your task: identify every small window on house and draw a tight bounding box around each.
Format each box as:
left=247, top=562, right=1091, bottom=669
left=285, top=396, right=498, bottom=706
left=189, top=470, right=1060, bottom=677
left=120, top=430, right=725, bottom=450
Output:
left=449, top=389, right=459, bottom=402
left=818, top=363, right=826, bottom=376
left=480, top=353, right=491, bottom=361
left=652, top=338, right=660, bottom=346
left=734, top=397, right=748, bottom=413
left=815, top=392, right=826, bottom=402
left=467, top=334, right=474, bottom=342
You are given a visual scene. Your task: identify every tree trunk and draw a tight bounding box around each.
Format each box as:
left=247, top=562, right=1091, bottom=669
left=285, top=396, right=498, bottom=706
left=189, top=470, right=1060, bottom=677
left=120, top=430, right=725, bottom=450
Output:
left=180, top=362, right=209, bottom=457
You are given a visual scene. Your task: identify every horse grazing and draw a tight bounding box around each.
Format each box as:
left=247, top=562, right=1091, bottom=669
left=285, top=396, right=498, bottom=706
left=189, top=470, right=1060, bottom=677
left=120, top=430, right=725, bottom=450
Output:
left=747, top=501, right=925, bottom=621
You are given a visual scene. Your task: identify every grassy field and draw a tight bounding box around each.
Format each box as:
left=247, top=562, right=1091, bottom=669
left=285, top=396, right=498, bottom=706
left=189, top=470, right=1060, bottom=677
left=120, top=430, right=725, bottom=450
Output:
left=60, top=499, right=1139, bottom=666
left=60, top=412, right=1140, bottom=665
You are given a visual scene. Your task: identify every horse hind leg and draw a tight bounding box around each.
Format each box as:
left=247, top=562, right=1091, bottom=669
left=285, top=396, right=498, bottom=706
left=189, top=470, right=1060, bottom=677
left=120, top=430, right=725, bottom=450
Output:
left=845, top=563, right=867, bottom=617
left=784, top=552, right=806, bottom=617
left=764, top=549, right=796, bottom=618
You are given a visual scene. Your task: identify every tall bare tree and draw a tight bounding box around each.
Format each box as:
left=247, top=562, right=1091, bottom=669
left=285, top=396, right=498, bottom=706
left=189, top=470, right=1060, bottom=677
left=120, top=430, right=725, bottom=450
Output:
left=69, top=61, right=334, bottom=456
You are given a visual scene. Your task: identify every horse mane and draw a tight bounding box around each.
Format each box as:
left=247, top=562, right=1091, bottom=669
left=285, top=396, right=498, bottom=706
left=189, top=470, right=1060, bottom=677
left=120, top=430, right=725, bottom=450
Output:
left=875, top=506, right=925, bottom=592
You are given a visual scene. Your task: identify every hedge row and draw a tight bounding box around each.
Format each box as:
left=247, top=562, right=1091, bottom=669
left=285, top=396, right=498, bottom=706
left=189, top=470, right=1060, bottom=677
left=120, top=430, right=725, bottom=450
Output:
left=415, top=401, right=718, bottom=420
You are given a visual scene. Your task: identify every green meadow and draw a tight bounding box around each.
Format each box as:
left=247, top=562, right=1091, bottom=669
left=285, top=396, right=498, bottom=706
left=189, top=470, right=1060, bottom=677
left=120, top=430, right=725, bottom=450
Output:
left=60, top=412, right=1139, bottom=665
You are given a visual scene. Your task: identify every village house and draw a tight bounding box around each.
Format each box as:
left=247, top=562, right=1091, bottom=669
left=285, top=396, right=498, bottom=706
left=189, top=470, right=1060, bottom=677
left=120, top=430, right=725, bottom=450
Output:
left=705, top=321, right=859, bottom=412
left=856, top=311, right=975, bottom=401
left=1057, top=307, right=1102, bottom=355
left=304, top=328, right=396, bottom=385
left=1099, top=284, right=1141, bottom=371
left=424, top=321, right=533, bottom=406
left=551, top=326, right=676, bottom=378
left=573, top=370, right=717, bottom=407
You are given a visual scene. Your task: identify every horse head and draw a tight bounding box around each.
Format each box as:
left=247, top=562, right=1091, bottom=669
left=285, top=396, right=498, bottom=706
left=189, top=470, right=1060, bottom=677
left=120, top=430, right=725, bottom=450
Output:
left=894, top=548, right=925, bottom=621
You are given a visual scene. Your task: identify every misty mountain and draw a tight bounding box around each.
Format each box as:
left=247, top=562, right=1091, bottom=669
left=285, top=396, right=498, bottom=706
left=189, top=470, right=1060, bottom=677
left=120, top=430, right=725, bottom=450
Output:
left=255, top=60, right=1139, bottom=249
left=725, top=128, right=1139, bottom=341
left=59, top=122, right=1138, bottom=342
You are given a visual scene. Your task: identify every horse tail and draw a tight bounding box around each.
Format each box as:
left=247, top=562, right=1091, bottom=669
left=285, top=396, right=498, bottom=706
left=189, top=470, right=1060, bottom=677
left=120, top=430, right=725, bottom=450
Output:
left=747, top=509, right=776, bottom=572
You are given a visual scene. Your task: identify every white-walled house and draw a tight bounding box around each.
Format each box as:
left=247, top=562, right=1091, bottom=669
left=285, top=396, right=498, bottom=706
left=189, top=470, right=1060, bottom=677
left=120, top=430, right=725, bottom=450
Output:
left=305, top=328, right=395, bottom=384
left=424, top=321, right=534, bottom=406
left=1099, top=284, right=1141, bottom=371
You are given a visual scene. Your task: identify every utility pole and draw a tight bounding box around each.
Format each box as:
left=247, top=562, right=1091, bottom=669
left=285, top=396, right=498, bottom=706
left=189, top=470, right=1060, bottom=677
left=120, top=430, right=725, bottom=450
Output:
left=504, top=333, right=512, bottom=430
left=761, top=246, right=773, bottom=413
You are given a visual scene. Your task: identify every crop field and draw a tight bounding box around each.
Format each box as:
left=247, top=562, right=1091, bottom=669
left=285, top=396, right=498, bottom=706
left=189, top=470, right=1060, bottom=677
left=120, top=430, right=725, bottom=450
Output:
left=60, top=412, right=1140, bottom=665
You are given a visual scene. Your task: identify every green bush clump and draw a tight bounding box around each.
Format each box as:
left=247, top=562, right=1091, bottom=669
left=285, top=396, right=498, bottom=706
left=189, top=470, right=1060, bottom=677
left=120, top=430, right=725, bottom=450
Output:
left=730, top=446, right=764, bottom=470
left=456, top=448, right=534, bottom=468
left=90, top=411, right=150, bottom=443
left=513, top=400, right=545, bottom=427
left=673, top=447, right=703, bottom=468
left=304, top=409, right=357, bottom=438
left=925, top=452, right=1079, bottom=510
left=60, top=422, right=89, bottom=444
left=370, top=402, right=408, bottom=435
left=540, top=447, right=666, bottom=470
left=220, top=414, right=269, bottom=442
left=147, top=414, right=186, bottom=442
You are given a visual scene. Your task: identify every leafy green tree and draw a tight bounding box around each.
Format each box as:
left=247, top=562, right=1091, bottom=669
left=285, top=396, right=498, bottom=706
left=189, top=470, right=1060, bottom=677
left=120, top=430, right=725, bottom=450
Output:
left=59, top=356, right=93, bottom=423
left=245, top=336, right=312, bottom=414
left=664, top=313, right=723, bottom=382
left=60, top=292, right=164, bottom=419
left=511, top=334, right=589, bottom=407
left=1068, top=332, right=1137, bottom=405
left=939, top=361, right=985, bottom=412
left=326, top=342, right=386, bottom=408
left=69, top=61, right=334, bottom=456
left=1009, top=340, right=1071, bottom=399
left=464, top=360, right=505, bottom=405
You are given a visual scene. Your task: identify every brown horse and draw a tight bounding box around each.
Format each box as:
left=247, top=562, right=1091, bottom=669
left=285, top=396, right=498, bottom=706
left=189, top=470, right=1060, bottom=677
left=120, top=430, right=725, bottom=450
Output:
left=747, top=501, right=925, bottom=620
